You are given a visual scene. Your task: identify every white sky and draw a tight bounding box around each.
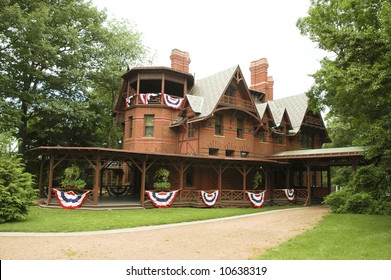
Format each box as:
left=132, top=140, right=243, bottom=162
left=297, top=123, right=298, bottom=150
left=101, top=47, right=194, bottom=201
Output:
left=93, top=0, right=326, bottom=99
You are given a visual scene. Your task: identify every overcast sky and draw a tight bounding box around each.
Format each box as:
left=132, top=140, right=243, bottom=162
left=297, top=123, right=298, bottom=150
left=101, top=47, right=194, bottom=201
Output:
left=93, top=0, right=326, bottom=99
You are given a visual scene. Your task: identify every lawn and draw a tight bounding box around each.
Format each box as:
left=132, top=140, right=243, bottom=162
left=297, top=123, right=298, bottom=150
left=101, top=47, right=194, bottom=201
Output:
left=257, top=213, right=391, bottom=260
left=0, top=205, right=296, bottom=232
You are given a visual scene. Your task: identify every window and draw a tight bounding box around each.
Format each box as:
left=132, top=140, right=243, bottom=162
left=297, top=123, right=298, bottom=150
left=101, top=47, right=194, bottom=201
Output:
left=209, top=148, right=219, bottom=156
left=237, top=119, right=243, bottom=138
left=273, top=133, right=283, bottom=144
left=240, top=151, right=249, bottom=158
left=128, top=116, right=133, bottom=138
left=144, top=115, right=154, bottom=137
left=215, top=114, right=223, bottom=135
left=301, top=132, right=314, bottom=149
left=225, top=150, right=235, bottom=157
left=188, top=123, right=195, bottom=138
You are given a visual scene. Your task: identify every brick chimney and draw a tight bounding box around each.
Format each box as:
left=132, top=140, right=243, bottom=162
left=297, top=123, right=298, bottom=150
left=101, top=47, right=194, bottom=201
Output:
left=249, top=58, right=274, bottom=101
left=170, top=49, right=191, bottom=73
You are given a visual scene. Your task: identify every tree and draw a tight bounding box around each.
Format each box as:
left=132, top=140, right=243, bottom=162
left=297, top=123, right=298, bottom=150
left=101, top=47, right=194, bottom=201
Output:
left=0, top=132, right=36, bottom=223
left=297, top=0, right=391, bottom=214
left=0, top=0, right=151, bottom=155
left=89, top=19, right=153, bottom=148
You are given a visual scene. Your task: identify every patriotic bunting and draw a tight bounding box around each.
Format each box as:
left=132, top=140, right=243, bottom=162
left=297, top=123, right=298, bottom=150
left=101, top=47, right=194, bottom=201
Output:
left=163, top=93, right=184, bottom=110
left=53, top=188, right=91, bottom=209
left=284, top=189, right=295, bottom=201
left=246, top=190, right=266, bottom=208
left=125, top=95, right=134, bottom=107
left=145, top=190, right=179, bottom=208
left=201, top=190, right=219, bottom=207
left=138, top=93, right=161, bottom=104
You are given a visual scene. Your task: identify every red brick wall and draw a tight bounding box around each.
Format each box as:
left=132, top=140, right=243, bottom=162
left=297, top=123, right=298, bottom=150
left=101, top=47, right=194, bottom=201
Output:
left=123, top=106, right=179, bottom=154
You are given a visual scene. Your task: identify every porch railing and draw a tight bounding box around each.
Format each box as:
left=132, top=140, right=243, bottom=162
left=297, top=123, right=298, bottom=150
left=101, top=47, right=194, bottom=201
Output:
left=144, top=188, right=309, bottom=207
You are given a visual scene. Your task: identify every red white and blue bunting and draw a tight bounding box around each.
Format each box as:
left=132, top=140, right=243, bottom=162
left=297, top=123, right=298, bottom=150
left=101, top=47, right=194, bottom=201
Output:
left=138, top=93, right=161, bottom=104
left=163, top=93, right=184, bottom=110
left=53, top=188, right=91, bottom=209
left=284, top=189, right=295, bottom=201
left=246, top=190, right=266, bottom=208
left=145, top=190, right=179, bottom=208
left=125, top=95, right=135, bottom=107
left=201, top=190, right=219, bottom=207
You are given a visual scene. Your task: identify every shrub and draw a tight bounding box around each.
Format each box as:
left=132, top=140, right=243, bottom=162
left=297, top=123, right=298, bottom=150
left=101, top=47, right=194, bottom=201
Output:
left=0, top=133, right=36, bottom=223
left=323, top=187, right=353, bottom=213
left=60, top=164, right=86, bottom=189
left=340, top=192, right=374, bottom=214
left=153, top=168, right=171, bottom=190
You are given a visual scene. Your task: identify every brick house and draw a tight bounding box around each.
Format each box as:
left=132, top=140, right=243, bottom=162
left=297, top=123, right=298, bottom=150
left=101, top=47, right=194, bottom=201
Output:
left=36, top=49, right=365, bottom=208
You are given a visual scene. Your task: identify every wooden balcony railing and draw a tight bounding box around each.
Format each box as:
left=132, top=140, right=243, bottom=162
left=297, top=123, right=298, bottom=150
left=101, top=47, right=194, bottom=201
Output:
left=220, top=95, right=255, bottom=111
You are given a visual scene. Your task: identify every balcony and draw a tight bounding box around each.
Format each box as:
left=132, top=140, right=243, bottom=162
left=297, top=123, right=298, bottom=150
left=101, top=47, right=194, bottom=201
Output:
left=220, top=95, right=255, bottom=111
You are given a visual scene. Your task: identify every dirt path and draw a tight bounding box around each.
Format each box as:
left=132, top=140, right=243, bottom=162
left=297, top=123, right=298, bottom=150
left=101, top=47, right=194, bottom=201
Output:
left=0, top=206, right=329, bottom=260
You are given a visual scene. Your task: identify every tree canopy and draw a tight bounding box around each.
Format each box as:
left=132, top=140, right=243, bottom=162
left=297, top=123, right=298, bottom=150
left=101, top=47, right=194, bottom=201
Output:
left=0, top=0, right=151, bottom=155
left=297, top=0, right=391, bottom=214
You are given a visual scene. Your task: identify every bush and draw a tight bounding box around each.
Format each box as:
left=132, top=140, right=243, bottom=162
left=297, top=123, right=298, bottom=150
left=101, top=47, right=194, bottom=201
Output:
left=0, top=133, right=36, bottom=223
left=153, top=168, right=171, bottom=190
left=61, top=164, right=86, bottom=189
left=323, top=187, right=353, bottom=213
left=324, top=187, right=391, bottom=215
left=340, top=192, right=374, bottom=214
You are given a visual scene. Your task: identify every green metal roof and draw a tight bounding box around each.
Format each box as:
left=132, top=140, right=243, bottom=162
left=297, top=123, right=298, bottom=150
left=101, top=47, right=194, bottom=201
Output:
left=270, top=146, right=366, bottom=159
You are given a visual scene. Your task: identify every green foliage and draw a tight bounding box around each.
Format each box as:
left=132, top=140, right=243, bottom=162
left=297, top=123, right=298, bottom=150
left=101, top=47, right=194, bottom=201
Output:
left=153, top=168, right=171, bottom=190
left=0, top=133, right=36, bottom=223
left=298, top=0, right=391, bottom=214
left=252, top=171, right=263, bottom=190
left=0, top=0, right=152, bottom=158
left=323, top=166, right=391, bottom=215
left=60, top=164, right=86, bottom=189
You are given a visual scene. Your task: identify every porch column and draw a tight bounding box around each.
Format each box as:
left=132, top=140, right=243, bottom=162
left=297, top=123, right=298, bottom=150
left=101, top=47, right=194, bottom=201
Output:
left=242, top=165, right=247, bottom=193
left=263, top=166, right=271, bottom=204
left=218, top=164, right=222, bottom=202
left=47, top=155, right=54, bottom=204
left=140, top=159, right=147, bottom=207
left=93, top=155, right=101, bottom=205
left=161, top=73, right=165, bottom=104
left=327, top=166, right=332, bottom=193
left=305, top=162, right=312, bottom=206
left=38, top=156, right=45, bottom=198
left=179, top=161, right=184, bottom=202
left=352, top=160, right=357, bottom=173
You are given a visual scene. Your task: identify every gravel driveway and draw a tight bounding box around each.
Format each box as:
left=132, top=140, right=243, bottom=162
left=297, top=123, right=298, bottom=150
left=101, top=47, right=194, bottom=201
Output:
left=0, top=206, right=329, bottom=260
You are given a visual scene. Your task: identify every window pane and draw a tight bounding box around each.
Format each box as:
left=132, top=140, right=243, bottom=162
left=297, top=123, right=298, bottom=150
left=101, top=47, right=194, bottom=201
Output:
left=145, top=115, right=154, bottom=136
left=237, top=119, right=243, bottom=138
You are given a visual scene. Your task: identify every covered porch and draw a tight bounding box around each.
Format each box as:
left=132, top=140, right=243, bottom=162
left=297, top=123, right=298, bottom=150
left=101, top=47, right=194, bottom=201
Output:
left=31, top=146, right=366, bottom=209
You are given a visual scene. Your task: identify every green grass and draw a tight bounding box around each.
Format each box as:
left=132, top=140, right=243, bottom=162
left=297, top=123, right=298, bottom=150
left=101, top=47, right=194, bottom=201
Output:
left=0, top=205, right=297, bottom=232
left=257, top=214, right=391, bottom=260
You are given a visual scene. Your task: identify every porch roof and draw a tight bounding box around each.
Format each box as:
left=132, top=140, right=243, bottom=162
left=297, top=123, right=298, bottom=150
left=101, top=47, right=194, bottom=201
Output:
left=269, top=146, right=366, bottom=160
left=30, top=146, right=282, bottom=165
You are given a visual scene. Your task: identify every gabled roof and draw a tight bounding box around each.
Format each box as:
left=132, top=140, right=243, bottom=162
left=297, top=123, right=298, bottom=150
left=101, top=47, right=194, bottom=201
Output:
left=269, top=93, right=309, bottom=134
left=186, top=95, right=204, bottom=113
left=268, top=101, right=286, bottom=126
left=187, top=65, right=238, bottom=119
left=255, top=103, right=276, bottom=127
left=256, top=103, right=268, bottom=118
